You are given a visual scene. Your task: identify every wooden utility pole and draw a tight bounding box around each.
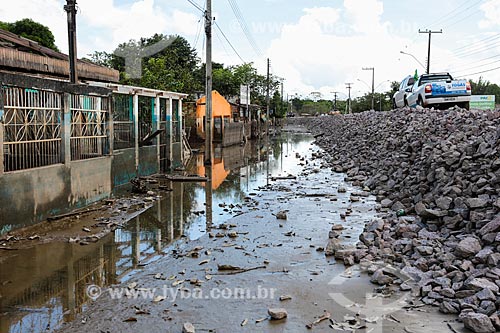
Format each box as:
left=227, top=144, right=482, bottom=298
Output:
left=345, top=83, right=353, bottom=114
left=362, top=67, right=375, bottom=110
left=64, top=0, right=78, bottom=83
left=280, top=79, right=284, bottom=117
left=331, top=91, right=339, bottom=111
left=204, top=0, right=213, bottom=165
left=419, top=29, right=442, bottom=74
left=266, top=58, right=270, bottom=136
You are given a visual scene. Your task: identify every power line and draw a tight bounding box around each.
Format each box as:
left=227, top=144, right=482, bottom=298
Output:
left=453, top=58, right=500, bottom=74
left=452, top=39, right=500, bottom=58
left=427, top=0, right=475, bottom=28
left=440, top=8, right=483, bottom=32
left=214, top=22, right=245, bottom=63
left=186, top=0, right=204, bottom=13
left=451, top=33, right=500, bottom=53
left=448, top=54, right=500, bottom=71
left=453, top=42, right=500, bottom=59
left=227, top=0, right=263, bottom=57
left=439, top=54, right=500, bottom=73
left=214, top=25, right=231, bottom=58
left=431, top=0, right=485, bottom=29
left=406, top=0, right=484, bottom=48
left=192, top=11, right=205, bottom=49
left=456, top=66, right=500, bottom=78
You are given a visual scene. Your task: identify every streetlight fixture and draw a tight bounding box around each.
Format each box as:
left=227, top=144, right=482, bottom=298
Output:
left=400, top=51, right=426, bottom=71
left=362, top=67, right=375, bottom=110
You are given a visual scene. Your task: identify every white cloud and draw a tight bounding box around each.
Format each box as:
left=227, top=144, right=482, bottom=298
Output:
left=0, top=0, right=199, bottom=56
left=266, top=0, right=424, bottom=97
left=343, top=0, right=385, bottom=34
left=0, top=0, right=67, bottom=51
left=264, top=0, right=500, bottom=98
left=479, top=0, right=500, bottom=28
left=79, top=0, right=199, bottom=55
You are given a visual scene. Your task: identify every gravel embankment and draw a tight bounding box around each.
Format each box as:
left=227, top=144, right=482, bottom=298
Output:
left=291, top=108, right=500, bottom=333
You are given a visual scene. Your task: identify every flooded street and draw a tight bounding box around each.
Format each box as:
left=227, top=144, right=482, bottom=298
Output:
left=1, top=126, right=460, bottom=333
left=0, top=129, right=314, bottom=332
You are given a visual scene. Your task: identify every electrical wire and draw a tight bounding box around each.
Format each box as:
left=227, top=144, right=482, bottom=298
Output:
left=405, top=0, right=485, bottom=49
left=456, top=65, right=500, bottom=78
left=439, top=53, right=500, bottom=73
left=214, top=22, right=246, bottom=63
left=186, top=0, right=204, bottom=13
left=192, top=11, right=205, bottom=49
left=452, top=38, right=500, bottom=58
left=428, top=0, right=480, bottom=28
left=214, top=26, right=232, bottom=59
left=429, top=0, right=485, bottom=30
left=227, top=0, right=263, bottom=57
left=453, top=42, right=500, bottom=59
left=453, top=36, right=500, bottom=57
left=451, top=32, right=500, bottom=53
left=440, top=8, right=483, bottom=32
left=453, top=58, right=500, bottom=73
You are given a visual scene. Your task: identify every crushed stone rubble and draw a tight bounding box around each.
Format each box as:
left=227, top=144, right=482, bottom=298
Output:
left=291, top=107, right=500, bottom=333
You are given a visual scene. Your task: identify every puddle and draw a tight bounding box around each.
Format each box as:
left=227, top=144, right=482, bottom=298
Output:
left=0, top=132, right=319, bottom=333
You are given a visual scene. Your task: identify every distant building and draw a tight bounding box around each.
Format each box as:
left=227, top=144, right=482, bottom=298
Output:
left=196, top=90, right=233, bottom=140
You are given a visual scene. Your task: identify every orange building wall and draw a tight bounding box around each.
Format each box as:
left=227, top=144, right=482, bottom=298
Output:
left=196, top=91, right=232, bottom=139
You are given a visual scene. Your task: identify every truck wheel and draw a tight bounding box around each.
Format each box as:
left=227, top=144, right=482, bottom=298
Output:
left=392, top=99, right=397, bottom=109
left=404, top=97, right=408, bottom=107
left=417, top=96, right=424, bottom=107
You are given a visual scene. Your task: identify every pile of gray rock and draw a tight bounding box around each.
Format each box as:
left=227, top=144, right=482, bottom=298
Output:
left=294, top=108, right=500, bottom=333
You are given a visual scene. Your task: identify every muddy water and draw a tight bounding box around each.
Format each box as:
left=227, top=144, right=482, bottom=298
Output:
left=0, top=132, right=319, bottom=333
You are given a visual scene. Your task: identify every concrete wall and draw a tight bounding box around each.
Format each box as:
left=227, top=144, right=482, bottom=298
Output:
left=222, top=122, right=244, bottom=147
left=138, top=146, right=159, bottom=177
left=0, top=157, right=112, bottom=233
left=70, top=157, right=112, bottom=206
left=112, top=148, right=136, bottom=187
left=0, top=73, right=187, bottom=233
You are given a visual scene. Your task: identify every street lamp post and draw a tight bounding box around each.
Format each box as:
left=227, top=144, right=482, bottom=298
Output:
left=400, top=51, right=426, bottom=72
left=362, top=67, right=375, bottom=110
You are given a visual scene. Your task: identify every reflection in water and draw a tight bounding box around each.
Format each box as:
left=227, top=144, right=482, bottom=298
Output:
left=0, top=133, right=314, bottom=333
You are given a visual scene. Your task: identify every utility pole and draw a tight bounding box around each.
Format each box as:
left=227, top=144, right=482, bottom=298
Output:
left=280, top=79, right=284, bottom=117
left=419, top=29, right=442, bottom=74
left=345, top=83, right=353, bottom=114
left=204, top=0, right=213, bottom=165
left=266, top=58, right=270, bottom=136
left=362, top=67, right=375, bottom=110
left=64, top=0, right=78, bottom=84
left=331, top=92, right=339, bottom=111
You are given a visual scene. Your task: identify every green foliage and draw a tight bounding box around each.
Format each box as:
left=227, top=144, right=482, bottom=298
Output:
left=1, top=18, right=58, bottom=51
left=0, top=21, right=10, bottom=31
left=85, top=51, right=114, bottom=68
left=469, top=77, right=500, bottom=102
left=87, top=34, right=278, bottom=105
left=351, top=92, right=392, bottom=113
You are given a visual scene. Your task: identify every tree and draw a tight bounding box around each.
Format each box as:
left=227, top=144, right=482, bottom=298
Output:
left=88, top=34, right=202, bottom=94
left=86, top=51, right=114, bottom=68
left=470, top=77, right=500, bottom=102
left=1, top=18, right=58, bottom=51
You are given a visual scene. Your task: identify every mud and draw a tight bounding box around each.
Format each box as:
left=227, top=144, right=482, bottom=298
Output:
left=1, top=125, right=465, bottom=333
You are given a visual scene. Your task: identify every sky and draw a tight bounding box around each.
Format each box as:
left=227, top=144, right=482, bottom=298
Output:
left=1, top=0, right=500, bottom=99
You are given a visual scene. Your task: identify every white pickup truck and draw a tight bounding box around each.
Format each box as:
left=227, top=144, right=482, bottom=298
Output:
left=407, top=73, right=471, bottom=110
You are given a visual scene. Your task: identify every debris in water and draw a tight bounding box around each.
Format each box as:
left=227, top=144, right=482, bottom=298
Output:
left=306, top=311, right=331, bottom=329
